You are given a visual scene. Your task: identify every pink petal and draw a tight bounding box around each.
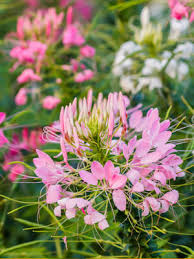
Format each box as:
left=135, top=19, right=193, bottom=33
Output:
left=87, top=204, right=96, bottom=215
left=46, top=185, right=62, bottom=204
left=140, top=151, right=162, bottom=164
left=76, top=198, right=90, bottom=209
left=91, top=211, right=105, bottom=224
left=162, top=190, right=179, bottom=204
left=98, top=219, right=109, bottom=230
left=159, top=200, right=169, bottom=214
left=66, top=208, right=76, bottom=219
left=153, top=171, right=166, bottom=185
left=111, top=174, right=127, bottom=189
left=126, top=169, right=140, bottom=185
left=162, top=154, right=182, bottom=166
left=146, top=197, right=160, bottom=212
left=112, top=189, right=126, bottom=211
left=65, top=198, right=77, bottom=209
left=84, top=215, right=92, bottom=225
left=79, top=170, right=98, bottom=185
left=154, top=131, right=172, bottom=147
left=54, top=206, right=62, bottom=217
left=142, top=200, right=149, bottom=216
left=159, top=120, right=170, bottom=132
left=123, top=144, right=130, bottom=161
left=104, top=160, right=114, bottom=181
left=91, top=161, right=105, bottom=180
left=60, top=137, right=68, bottom=164
left=35, top=149, right=55, bottom=166
left=58, top=197, right=69, bottom=207
left=132, top=182, right=144, bottom=193
left=135, top=140, right=151, bottom=157
left=129, top=110, right=142, bottom=129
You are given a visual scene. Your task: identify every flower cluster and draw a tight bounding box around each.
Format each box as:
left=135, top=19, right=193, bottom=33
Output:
left=168, top=0, right=194, bottom=22
left=8, top=6, right=95, bottom=108
left=2, top=127, right=44, bottom=181
left=32, top=90, right=184, bottom=232
left=25, top=0, right=92, bottom=21
left=112, top=7, right=193, bottom=94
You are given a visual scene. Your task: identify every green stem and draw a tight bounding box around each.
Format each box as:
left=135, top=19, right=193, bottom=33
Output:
left=55, top=238, right=63, bottom=259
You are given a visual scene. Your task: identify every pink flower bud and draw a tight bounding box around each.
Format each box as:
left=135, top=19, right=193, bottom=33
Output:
left=42, top=96, right=61, bottom=110
left=80, top=45, right=96, bottom=58
left=15, top=88, right=27, bottom=106
left=87, top=89, right=93, bottom=112
left=60, top=137, right=68, bottom=164
left=108, top=110, right=114, bottom=137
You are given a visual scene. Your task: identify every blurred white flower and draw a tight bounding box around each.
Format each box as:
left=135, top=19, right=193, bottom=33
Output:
left=142, top=58, right=163, bottom=75
left=140, top=7, right=150, bottom=28
left=177, top=62, right=189, bottom=80
left=148, top=0, right=166, bottom=19
left=137, top=77, right=162, bottom=91
left=169, top=18, right=189, bottom=40
left=174, top=42, right=194, bottom=59
left=120, top=76, right=137, bottom=94
left=112, top=41, right=141, bottom=76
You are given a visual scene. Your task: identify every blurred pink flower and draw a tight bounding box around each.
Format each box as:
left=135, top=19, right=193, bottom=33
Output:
left=0, top=112, right=9, bottom=147
left=171, top=2, right=188, bottom=20
left=8, top=164, right=25, bottom=182
left=42, top=96, right=61, bottom=110
left=63, top=24, right=85, bottom=47
left=60, top=0, right=92, bottom=20
left=74, top=69, right=94, bottom=82
left=17, top=69, right=41, bottom=84
left=15, top=88, right=27, bottom=106
left=80, top=45, right=95, bottom=58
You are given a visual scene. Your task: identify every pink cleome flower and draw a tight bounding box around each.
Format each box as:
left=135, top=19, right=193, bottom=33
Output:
left=168, top=0, right=194, bottom=22
left=32, top=90, right=184, bottom=232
